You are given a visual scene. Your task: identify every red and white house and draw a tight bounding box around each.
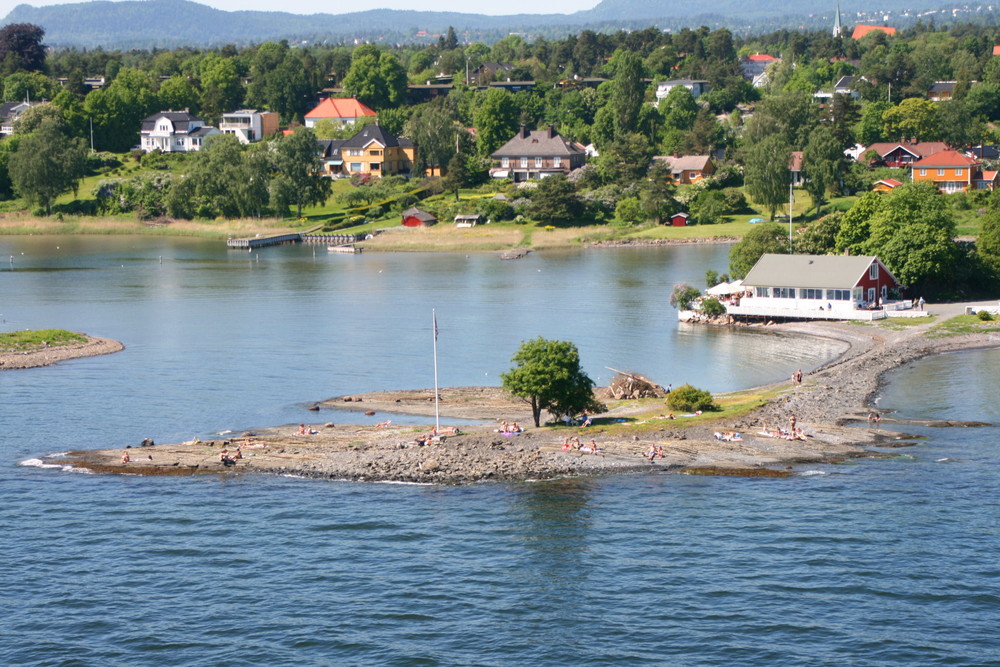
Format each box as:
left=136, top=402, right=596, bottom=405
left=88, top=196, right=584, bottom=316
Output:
left=724, top=254, right=903, bottom=321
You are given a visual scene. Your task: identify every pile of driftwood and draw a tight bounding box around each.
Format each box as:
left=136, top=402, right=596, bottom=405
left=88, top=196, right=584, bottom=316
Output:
left=605, top=367, right=665, bottom=400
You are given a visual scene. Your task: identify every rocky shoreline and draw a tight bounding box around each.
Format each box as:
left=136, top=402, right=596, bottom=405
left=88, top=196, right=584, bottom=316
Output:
left=40, top=314, right=999, bottom=483
left=0, top=336, right=124, bottom=370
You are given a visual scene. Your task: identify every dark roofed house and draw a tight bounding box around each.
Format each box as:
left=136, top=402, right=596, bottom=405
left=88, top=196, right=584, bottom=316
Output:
left=726, top=254, right=903, bottom=321
left=490, top=125, right=586, bottom=182
left=401, top=207, right=437, bottom=227
left=859, top=141, right=950, bottom=167
left=140, top=111, right=219, bottom=152
left=339, top=124, right=416, bottom=177
left=317, top=138, right=346, bottom=176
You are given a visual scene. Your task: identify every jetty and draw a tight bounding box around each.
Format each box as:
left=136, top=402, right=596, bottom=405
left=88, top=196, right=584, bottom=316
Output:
left=226, top=233, right=302, bottom=249
left=226, top=232, right=369, bottom=250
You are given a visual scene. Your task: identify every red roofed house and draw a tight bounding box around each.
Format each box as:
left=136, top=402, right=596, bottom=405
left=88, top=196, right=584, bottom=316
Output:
left=304, top=98, right=377, bottom=129
left=873, top=178, right=903, bottom=192
left=910, top=150, right=997, bottom=193
left=993, top=45, right=1000, bottom=56
left=740, top=54, right=780, bottom=86
left=670, top=212, right=690, bottom=227
left=852, top=25, right=897, bottom=40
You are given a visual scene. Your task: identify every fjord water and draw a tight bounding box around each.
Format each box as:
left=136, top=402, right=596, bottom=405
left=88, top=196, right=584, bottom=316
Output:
left=2, top=237, right=998, bottom=665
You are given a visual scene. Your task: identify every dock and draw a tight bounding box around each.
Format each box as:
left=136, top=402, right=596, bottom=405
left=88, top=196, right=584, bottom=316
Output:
left=226, top=233, right=302, bottom=249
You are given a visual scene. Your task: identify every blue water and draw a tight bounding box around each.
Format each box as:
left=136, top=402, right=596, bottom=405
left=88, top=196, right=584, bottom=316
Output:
left=2, top=238, right=998, bottom=665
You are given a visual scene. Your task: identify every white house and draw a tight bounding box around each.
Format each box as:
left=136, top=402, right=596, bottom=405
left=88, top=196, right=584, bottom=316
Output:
left=218, top=109, right=279, bottom=144
left=655, top=79, right=710, bottom=104
left=140, top=111, right=220, bottom=152
left=0, top=101, right=45, bottom=136
left=725, top=254, right=903, bottom=321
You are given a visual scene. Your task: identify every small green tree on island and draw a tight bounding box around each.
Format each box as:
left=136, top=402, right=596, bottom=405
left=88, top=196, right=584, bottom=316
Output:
left=501, top=337, right=605, bottom=428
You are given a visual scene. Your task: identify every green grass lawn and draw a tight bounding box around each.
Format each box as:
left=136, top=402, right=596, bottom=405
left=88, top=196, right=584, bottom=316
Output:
left=926, top=313, right=1000, bottom=338
left=0, top=329, right=87, bottom=352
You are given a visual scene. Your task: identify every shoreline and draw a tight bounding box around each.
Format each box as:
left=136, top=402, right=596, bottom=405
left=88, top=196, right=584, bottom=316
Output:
left=0, top=335, right=124, bottom=370
left=40, top=313, right=1000, bottom=483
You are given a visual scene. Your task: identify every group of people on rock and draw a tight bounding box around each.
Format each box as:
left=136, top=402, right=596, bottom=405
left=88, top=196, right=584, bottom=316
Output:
left=645, top=445, right=666, bottom=462
left=219, top=447, right=242, bottom=466
left=498, top=421, right=523, bottom=435
left=561, top=436, right=602, bottom=454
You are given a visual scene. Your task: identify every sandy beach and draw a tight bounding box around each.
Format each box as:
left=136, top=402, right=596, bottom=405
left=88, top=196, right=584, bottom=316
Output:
left=44, top=304, right=999, bottom=483
left=0, top=336, right=124, bottom=370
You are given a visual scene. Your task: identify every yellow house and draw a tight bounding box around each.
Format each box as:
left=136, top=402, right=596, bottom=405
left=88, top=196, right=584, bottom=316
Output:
left=339, top=124, right=416, bottom=177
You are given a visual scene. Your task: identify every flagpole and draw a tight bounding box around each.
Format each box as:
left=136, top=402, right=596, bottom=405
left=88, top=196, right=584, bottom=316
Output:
left=432, top=309, right=440, bottom=433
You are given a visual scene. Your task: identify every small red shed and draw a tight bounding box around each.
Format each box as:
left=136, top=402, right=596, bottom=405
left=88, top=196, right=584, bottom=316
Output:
left=670, top=212, right=690, bottom=227
left=401, top=207, right=437, bottom=227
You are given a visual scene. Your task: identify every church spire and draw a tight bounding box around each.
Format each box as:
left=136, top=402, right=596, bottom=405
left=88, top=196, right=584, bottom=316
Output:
left=833, top=0, right=843, bottom=37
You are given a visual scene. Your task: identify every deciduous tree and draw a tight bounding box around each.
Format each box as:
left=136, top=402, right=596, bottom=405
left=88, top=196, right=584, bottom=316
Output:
left=728, top=222, right=788, bottom=279
left=744, top=134, right=791, bottom=220
left=500, top=337, right=603, bottom=427
left=271, top=127, right=331, bottom=218
left=8, top=117, right=88, bottom=215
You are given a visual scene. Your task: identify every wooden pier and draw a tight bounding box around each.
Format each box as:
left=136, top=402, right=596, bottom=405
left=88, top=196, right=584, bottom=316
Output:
left=226, top=233, right=302, bottom=249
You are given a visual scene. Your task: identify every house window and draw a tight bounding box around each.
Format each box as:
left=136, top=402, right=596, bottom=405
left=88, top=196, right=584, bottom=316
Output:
left=774, top=287, right=796, bottom=299
left=956, top=168, right=963, bottom=176
left=919, top=169, right=927, bottom=176
left=755, top=287, right=770, bottom=298
left=938, top=168, right=945, bottom=176
left=350, top=162, right=362, bottom=172
left=502, top=157, right=509, bottom=168
left=869, top=263, right=878, bottom=280
left=535, top=157, right=543, bottom=168
left=554, top=157, right=561, bottom=168
left=371, top=162, right=381, bottom=171
left=801, top=288, right=823, bottom=299
left=370, top=150, right=382, bottom=156
left=520, top=157, right=528, bottom=168
left=826, top=289, right=850, bottom=301
left=348, top=149, right=363, bottom=156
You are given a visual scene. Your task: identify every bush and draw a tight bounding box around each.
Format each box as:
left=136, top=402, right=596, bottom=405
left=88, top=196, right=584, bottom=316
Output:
left=700, top=297, right=727, bottom=316
left=977, top=309, right=994, bottom=321
left=670, top=282, right=702, bottom=310
left=667, top=384, right=719, bottom=412
left=477, top=197, right=515, bottom=221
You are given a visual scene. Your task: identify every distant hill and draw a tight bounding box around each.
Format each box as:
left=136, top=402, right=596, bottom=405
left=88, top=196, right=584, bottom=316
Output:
left=1, top=0, right=988, bottom=49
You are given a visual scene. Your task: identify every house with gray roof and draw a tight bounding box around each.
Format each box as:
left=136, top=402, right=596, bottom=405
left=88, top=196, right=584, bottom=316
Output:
left=490, top=125, right=586, bottom=182
left=140, top=111, right=219, bottom=152
left=725, top=254, right=903, bottom=321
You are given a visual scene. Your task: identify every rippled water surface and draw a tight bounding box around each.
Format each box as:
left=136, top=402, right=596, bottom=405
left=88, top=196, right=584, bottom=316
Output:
left=2, top=238, right=998, bottom=665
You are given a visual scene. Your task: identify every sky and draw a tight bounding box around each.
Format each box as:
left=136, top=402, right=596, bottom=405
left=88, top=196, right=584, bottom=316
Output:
left=0, top=0, right=597, bottom=17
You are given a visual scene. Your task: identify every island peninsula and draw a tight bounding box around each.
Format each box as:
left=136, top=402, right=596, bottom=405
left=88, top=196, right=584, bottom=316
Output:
left=44, top=306, right=999, bottom=482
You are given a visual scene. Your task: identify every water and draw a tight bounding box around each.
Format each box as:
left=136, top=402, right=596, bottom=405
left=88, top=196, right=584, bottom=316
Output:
left=2, top=238, right=998, bottom=665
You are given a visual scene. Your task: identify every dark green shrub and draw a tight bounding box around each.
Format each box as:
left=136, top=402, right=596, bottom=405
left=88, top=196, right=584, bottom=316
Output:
left=667, top=384, right=719, bottom=412
left=977, top=309, right=994, bottom=321
left=700, top=297, right=727, bottom=316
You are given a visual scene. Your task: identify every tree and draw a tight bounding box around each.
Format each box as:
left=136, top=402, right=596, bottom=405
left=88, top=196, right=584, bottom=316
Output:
left=608, top=49, right=644, bottom=139
left=8, top=117, right=88, bottom=215
left=441, top=151, right=471, bottom=201
left=883, top=98, right=938, bottom=141
left=158, top=75, right=200, bottom=115
left=728, top=223, right=788, bottom=279
left=598, top=131, right=652, bottom=185
left=500, top=337, right=603, bottom=427
left=406, top=100, right=461, bottom=175
left=744, top=134, right=791, bottom=220
left=528, top=174, right=584, bottom=224
left=0, top=24, right=46, bottom=74
left=978, top=211, right=1000, bottom=283
left=199, top=55, right=242, bottom=118
left=84, top=68, right=159, bottom=152
left=271, top=128, right=331, bottom=218
left=3, top=71, right=57, bottom=102
left=473, top=88, right=519, bottom=158
left=342, top=45, right=406, bottom=110
left=794, top=212, right=842, bottom=255
left=802, top=125, right=845, bottom=215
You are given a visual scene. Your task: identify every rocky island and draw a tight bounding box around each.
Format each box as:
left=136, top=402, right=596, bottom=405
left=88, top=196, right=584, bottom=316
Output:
left=43, top=309, right=999, bottom=483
